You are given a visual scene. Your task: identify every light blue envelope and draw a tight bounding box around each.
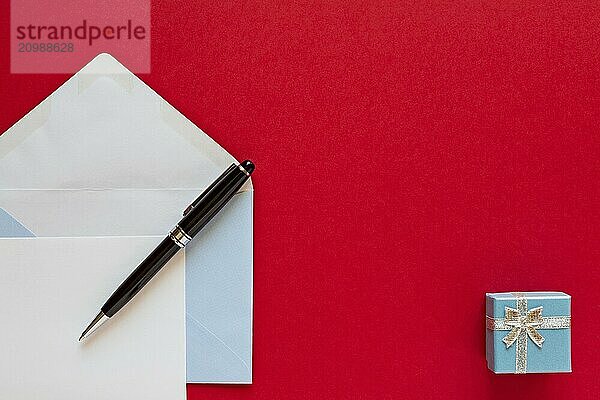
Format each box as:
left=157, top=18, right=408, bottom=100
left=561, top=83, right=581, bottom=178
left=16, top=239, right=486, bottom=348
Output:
left=0, top=54, right=253, bottom=383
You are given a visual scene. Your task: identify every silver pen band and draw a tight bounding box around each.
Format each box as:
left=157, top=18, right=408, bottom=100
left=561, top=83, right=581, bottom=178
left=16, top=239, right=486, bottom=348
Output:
left=169, top=225, right=192, bottom=248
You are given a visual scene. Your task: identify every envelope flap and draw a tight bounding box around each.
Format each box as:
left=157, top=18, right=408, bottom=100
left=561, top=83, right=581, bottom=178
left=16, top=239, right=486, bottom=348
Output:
left=0, top=54, right=243, bottom=190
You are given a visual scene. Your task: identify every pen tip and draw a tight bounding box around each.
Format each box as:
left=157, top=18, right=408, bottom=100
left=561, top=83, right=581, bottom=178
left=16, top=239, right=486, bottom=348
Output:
left=79, top=311, right=109, bottom=342
left=240, top=160, right=255, bottom=175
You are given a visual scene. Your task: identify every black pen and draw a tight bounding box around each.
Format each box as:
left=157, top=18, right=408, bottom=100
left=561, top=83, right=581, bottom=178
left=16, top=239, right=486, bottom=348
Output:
left=79, top=160, right=255, bottom=341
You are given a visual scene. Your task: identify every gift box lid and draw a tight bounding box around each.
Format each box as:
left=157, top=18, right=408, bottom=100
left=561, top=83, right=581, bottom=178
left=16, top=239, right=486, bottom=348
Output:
left=486, top=292, right=571, bottom=374
left=486, top=292, right=571, bottom=318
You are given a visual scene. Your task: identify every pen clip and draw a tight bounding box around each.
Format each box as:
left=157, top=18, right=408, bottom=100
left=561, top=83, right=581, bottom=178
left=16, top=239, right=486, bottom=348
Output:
left=183, top=204, right=194, bottom=217
left=182, top=164, right=238, bottom=216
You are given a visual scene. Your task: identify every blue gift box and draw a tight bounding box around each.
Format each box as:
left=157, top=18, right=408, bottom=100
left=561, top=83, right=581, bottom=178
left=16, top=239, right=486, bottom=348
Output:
left=486, top=292, right=571, bottom=374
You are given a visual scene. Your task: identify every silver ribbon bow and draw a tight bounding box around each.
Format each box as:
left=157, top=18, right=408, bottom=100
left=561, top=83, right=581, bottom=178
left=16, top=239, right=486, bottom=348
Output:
left=486, top=293, right=571, bottom=373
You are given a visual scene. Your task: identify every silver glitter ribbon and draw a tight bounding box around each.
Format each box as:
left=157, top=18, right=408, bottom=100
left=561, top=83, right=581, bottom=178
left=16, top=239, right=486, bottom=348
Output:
left=486, top=292, right=571, bottom=373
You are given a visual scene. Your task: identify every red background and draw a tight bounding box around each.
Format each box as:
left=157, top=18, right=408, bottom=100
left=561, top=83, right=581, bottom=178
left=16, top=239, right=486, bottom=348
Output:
left=1, top=1, right=599, bottom=398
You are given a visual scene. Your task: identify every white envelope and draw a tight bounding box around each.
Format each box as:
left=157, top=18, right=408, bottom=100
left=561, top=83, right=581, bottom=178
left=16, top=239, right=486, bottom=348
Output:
left=0, top=53, right=253, bottom=383
left=0, top=236, right=186, bottom=399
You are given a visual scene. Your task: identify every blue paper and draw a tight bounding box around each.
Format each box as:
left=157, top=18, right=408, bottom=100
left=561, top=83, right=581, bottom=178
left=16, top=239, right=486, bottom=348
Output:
left=0, top=208, right=34, bottom=237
